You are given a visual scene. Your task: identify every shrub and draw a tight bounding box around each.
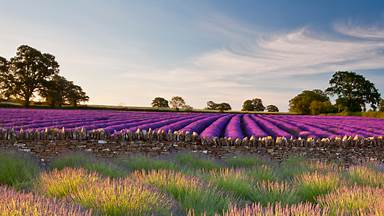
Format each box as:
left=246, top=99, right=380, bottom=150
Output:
left=246, top=165, right=278, bottom=182
left=0, top=151, right=39, bottom=189
left=0, top=186, right=92, bottom=216
left=36, top=168, right=99, bottom=198
left=72, top=178, right=172, bottom=216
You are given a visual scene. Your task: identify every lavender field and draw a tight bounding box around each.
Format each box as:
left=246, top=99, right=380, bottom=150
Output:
left=1, top=108, right=384, bottom=140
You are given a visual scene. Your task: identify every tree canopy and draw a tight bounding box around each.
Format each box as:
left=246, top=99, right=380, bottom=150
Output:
left=289, top=89, right=330, bottom=114
left=206, top=101, right=231, bottom=112
left=151, top=97, right=169, bottom=108
left=242, top=98, right=265, bottom=111
left=266, top=105, right=279, bottom=112
left=326, top=71, right=381, bottom=112
left=170, top=96, right=186, bottom=110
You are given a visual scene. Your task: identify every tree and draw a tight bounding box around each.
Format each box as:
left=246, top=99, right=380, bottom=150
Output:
left=206, top=101, right=217, bottom=110
left=170, top=96, right=186, bottom=111
left=216, top=103, right=231, bottom=112
left=0, top=56, right=10, bottom=100
left=289, top=89, right=330, bottom=114
left=64, top=83, right=89, bottom=107
left=379, top=99, right=384, bottom=112
left=8, top=45, right=59, bottom=107
left=266, top=105, right=279, bottom=112
left=326, top=71, right=381, bottom=112
left=151, top=97, right=169, bottom=108
left=39, top=75, right=70, bottom=107
left=205, top=101, right=231, bottom=112
left=242, top=98, right=265, bottom=111
left=309, top=101, right=335, bottom=115
left=181, top=105, right=193, bottom=111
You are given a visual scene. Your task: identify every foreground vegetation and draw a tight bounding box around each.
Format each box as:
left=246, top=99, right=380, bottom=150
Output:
left=0, top=151, right=383, bottom=215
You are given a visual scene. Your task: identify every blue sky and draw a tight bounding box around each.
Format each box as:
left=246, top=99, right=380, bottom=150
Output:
left=1, top=0, right=384, bottom=111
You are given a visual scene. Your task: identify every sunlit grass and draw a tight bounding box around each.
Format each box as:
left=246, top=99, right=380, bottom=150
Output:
left=71, top=177, right=172, bottom=216
left=36, top=168, right=100, bottom=198
left=253, top=181, right=299, bottom=206
left=0, top=186, right=92, bottom=216
left=51, top=153, right=126, bottom=178
left=224, top=155, right=265, bottom=168
left=175, top=153, right=221, bottom=170
left=348, top=165, right=384, bottom=187
left=116, top=155, right=177, bottom=172
left=133, top=169, right=232, bottom=215
left=0, top=151, right=40, bottom=189
left=318, top=186, right=384, bottom=215
left=296, top=172, right=341, bottom=203
left=194, top=203, right=328, bottom=216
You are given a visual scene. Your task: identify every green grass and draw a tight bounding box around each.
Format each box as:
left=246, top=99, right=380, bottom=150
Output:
left=50, top=153, right=125, bottom=178
left=275, top=156, right=313, bottom=180
left=253, top=181, right=299, bottom=206
left=0, top=152, right=40, bottom=189
left=116, top=155, right=177, bottom=172
left=175, top=153, right=221, bottom=170
left=224, top=155, right=266, bottom=168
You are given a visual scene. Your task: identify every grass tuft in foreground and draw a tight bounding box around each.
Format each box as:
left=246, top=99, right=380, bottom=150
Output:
left=224, top=155, right=265, bottom=168
left=71, top=177, right=172, bottom=216
left=296, top=172, right=341, bottom=203
left=0, top=186, right=92, bottom=216
left=36, top=168, right=100, bottom=198
left=253, top=181, right=299, bottom=206
left=0, top=151, right=40, bottom=189
left=133, top=169, right=232, bottom=216
left=318, top=186, right=384, bottom=215
left=347, top=165, right=384, bottom=187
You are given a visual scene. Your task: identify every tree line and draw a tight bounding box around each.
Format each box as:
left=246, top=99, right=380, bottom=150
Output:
left=151, top=71, right=384, bottom=114
left=0, top=45, right=88, bottom=107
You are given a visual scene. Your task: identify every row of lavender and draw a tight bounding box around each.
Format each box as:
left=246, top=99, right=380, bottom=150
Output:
left=0, top=108, right=383, bottom=143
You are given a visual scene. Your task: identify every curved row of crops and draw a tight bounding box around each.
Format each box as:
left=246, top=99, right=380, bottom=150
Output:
left=0, top=108, right=383, bottom=141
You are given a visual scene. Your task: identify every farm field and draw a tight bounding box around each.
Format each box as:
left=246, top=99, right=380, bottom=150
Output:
left=1, top=108, right=384, bottom=140
left=0, top=151, right=384, bottom=215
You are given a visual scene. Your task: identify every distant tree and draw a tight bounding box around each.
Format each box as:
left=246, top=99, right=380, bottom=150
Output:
left=309, top=101, right=336, bottom=115
left=379, top=99, right=384, bottom=112
left=64, top=83, right=89, bottom=107
left=151, top=97, right=169, bottom=108
left=266, top=105, right=279, bottom=112
left=39, top=75, right=70, bottom=107
left=289, top=89, right=330, bottom=114
left=216, top=103, right=231, bottom=112
left=242, top=98, right=265, bottom=111
left=7, top=45, right=59, bottom=107
left=181, top=104, right=193, bottom=111
left=334, top=97, right=362, bottom=113
left=326, top=71, right=381, bottom=112
left=205, top=101, right=231, bottom=112
left=206, top=101, right=217, bottom=110
left=170, top=96, right=186, bottom=111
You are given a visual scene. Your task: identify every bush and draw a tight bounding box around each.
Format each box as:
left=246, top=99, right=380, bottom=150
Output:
left=116, top=155, right=177, bottom=172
